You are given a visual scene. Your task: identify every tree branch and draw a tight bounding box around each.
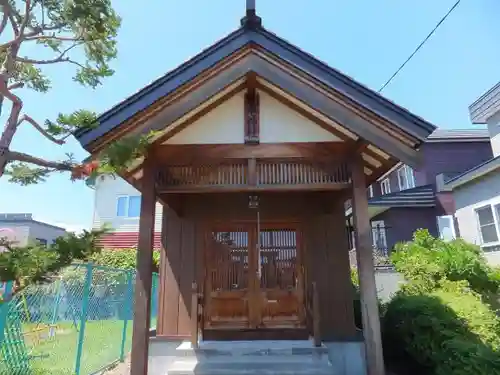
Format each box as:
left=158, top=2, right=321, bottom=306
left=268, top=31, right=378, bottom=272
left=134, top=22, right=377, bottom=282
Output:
left=7, top=82, right=23, bottom=90
left=25, top=33, right=83, bottom=42
left=17, top=114, right=64, bottom=145
left=0, top=4, right=9, bottom=36
left=17, top=42, right=82, bottom=65
left=6, top=150, right=73, bottom=171
left=18, top=0, right=31, bottom=37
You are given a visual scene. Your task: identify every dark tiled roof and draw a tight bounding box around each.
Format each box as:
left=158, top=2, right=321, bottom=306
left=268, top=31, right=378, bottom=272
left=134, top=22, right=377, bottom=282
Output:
left=427, top=128, right=490, bottom=142
left=75, top=14, right=436, bottom=147
left=445, top=156, right=500, bottom=189
left=368, top=184, right=435, bottom=208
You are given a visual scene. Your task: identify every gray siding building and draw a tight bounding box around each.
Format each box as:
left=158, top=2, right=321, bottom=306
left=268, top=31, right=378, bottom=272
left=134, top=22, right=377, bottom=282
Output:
left=0, top=213, right=67, bottom=247
left=445, top=81, right=500, bottom=265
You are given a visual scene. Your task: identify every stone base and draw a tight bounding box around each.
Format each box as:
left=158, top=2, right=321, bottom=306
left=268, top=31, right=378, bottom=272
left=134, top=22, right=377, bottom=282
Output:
left=148, top=339, right=365, bottom=375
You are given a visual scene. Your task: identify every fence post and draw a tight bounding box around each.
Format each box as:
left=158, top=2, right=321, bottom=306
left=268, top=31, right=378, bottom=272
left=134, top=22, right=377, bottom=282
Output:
left=75, top=263, right=93, bottom=375
left=120, top=270, right=134, bottom=362
left=0, top=281, right=13, bottom=344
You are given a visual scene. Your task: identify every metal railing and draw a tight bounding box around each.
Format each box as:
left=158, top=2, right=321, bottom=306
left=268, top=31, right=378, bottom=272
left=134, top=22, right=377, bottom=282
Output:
left=0, top=263, right=159, bottom=375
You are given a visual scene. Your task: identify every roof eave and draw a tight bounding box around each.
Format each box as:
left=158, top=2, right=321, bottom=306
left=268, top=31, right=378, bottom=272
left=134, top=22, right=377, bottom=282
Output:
left=75, top=25, right=436, bottom=150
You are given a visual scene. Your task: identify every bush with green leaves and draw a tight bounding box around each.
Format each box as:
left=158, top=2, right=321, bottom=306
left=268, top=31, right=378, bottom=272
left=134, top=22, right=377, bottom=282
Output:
left=91, top=248, right=161, bottom=272
left=391, top=229, right=500, bottom=296
left=0, top=228, right=108, bottom=292
left=383, top=280, right=500, bottom=375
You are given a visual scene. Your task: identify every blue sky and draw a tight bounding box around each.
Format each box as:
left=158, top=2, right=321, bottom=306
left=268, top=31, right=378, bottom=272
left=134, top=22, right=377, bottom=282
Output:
left=1, top=0, right=499, bottom=231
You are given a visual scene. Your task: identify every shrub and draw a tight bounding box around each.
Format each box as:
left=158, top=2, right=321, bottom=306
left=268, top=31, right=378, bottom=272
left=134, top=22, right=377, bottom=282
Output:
left=391, top=229, right=500, bottom=296
left=0, top=228, right=107, bottom=288
left=91, top=248, right=161, bottom=272
left=383, top=280, right=500, bottom=375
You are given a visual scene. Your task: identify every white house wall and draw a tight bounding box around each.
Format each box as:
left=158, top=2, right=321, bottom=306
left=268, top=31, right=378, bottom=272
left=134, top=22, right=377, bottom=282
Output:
left=92, top=175, right=163, bottom=232
left=164, top=90, right=342, bottom=145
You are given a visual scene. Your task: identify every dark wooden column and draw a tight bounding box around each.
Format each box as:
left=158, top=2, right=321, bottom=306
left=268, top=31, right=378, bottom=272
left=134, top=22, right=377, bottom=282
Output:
left=351, top=154, right=385, bottom=375
left=130, top=155, right=157, bottom=375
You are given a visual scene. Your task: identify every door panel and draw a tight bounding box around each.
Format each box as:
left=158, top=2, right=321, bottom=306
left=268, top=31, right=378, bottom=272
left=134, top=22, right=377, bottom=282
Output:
left=257, top=226, right=304, bottom=328
left=204, top=227, right=255, bottom=329
left=204, top=223, right=305, bottom=331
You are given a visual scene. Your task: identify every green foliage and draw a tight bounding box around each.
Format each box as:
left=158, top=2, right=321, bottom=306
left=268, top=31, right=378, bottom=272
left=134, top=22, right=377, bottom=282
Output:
left=4, top=0, right=120, bottom=91
left=91, top=248, right=161, bottom=272
left=0, top=0, right=156, bottom=185
left=383, top=280, right=500, bottom=375
left=391, top=229, right=500, bottom=296
left=0, top=227, right=108, bottom=289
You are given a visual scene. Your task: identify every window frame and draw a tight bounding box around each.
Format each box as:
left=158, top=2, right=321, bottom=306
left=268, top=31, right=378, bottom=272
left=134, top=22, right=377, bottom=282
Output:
left=475, top=204, right=500, bottom=246
left=371, top=220, right=388, bottom=249
left=436, top=215, right=456, bottom=241
left=397, top=165, right=415, bottom=191
left=380, top=178, right=391, bottom=195
left=116, top=195, right=141, bottom=218
left=368, top=185, right=374, bottom=198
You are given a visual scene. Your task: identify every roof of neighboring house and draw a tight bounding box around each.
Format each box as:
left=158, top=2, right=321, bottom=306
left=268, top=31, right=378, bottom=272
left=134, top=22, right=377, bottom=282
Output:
left=0, top=213, right=67, bottom=232
left=469, top=81, right=500, bottom=123
left=445, top=156, right=500, bottom=190
left=426, top=128, right=490, bottom=142
left=376, top=127, right=491, bottom=182
left=99, top=232, right=162, bottom=249
left=74, top=11, right=436, bottom=154
left=368, top=184, right=436, bottom=208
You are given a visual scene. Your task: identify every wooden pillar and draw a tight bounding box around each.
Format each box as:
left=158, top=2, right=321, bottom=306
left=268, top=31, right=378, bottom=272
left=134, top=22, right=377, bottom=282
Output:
left=351, top=154, right=385, bottom=375
left=130, top=155, right=156, bottom=375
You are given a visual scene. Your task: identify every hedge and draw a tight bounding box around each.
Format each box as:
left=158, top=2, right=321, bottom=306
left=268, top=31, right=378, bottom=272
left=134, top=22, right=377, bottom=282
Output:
left=91, top=248, right=161, bottom=272
left=382, top=280, right=500, bottom=375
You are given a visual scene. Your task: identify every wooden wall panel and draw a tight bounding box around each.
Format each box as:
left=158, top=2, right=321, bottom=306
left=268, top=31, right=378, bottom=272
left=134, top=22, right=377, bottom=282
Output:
left=177, top=218, right=196, bottom=335
left=303, top=199, right=356, bottom=341
left=157, top=191, right=355, bottom=341
left=157, top=207, right=183, bottom=337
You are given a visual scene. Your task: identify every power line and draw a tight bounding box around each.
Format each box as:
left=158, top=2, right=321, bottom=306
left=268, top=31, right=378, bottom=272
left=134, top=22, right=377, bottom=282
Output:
left=378, top=0, right=461, bottom=93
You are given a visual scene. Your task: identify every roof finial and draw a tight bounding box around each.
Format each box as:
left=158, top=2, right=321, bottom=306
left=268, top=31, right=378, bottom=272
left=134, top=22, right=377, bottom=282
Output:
left=247, top=0, right=256, bottom=14
left=241, top=0, right=261, bottom=29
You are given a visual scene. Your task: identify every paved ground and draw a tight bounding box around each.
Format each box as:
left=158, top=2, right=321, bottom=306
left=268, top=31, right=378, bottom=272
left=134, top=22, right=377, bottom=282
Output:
left=102, top=357, right=130, bottom=375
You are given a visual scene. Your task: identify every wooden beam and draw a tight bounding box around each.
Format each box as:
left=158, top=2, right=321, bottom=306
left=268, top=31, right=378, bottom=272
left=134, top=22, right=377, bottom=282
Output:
left=153, top=142, right=350, bottom=164
left=130, top=154, right=157, bottom=375
left=245, top=73, right=260, bottom=144
left=248, top=157, right=257, bottom=186
left=350, top=154, right=385, bottom=375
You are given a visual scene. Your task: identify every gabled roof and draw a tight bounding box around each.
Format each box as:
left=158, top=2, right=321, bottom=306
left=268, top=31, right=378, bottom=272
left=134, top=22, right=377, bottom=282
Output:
left=426, top=128, right=490, bottom=142
left=445, top=156, right=500, bottom=190
left=75, top=11, right=436, bottom=165
left=368, top=184, right=435, bottom=208
left=469, top=81, right=500, bottom=123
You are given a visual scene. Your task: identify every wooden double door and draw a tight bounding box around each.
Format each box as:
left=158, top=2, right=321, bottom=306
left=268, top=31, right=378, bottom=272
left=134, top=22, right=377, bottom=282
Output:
left=204, top=222, right=305, bottom=331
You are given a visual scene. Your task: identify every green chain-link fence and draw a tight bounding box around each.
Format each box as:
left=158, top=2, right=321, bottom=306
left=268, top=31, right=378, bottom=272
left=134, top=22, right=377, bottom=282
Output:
left=0, top=263, right=159, bottom=375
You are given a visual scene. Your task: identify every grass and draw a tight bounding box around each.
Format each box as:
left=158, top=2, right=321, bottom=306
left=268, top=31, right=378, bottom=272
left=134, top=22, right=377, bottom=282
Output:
left=1, top=317, right=157, bottom=375
left=26, top=319, right=132, bottom=375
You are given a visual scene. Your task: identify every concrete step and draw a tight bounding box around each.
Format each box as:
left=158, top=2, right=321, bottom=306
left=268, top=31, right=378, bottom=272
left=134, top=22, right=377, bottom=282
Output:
left=167, top=356, right=334, bottom=375
left=174, top=340, right=330, bottom=357
left=165, top=340, right=334, bottom=375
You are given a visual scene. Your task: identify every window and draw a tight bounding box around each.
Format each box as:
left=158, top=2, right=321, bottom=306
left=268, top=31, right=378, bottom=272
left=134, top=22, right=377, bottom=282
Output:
left=475, top=205, right=500, bottom=245
left=36, top=238, right=47, bottom=246
left=372, top=220, right=388, bottom=255
left=380, top=179, right=391, bottom=195
left=397, top=165, right=415, bottom=191
left=437, top=215, right=456, bottom=242
left=116, top=195, right=141, bottom=218
left=368, top=185, right=374, bottom=198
